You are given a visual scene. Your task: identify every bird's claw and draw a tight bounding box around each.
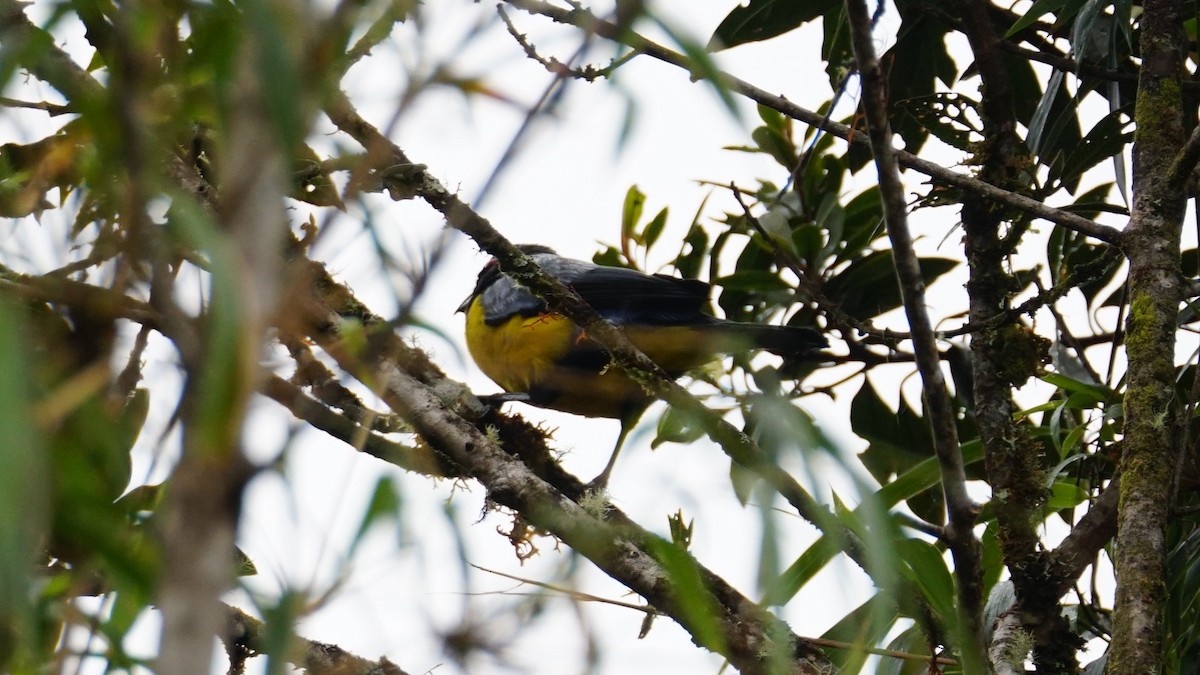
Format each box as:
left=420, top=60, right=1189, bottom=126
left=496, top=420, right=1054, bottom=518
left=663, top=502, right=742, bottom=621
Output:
left=478, top=392, right=530, bottom=410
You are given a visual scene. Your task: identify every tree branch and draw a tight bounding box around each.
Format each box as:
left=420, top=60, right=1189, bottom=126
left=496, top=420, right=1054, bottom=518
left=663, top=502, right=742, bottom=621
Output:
left=844, top=0, right=985, bottom=669
left=500, top=0, right=1124, bottom=246
left=313, top=317, right=835, bottom=673
left=1108, top=0, right=1189, bottom=671
left=260, top=375, right=449, bottom=477
left=957, top=0, right=1079, bottom=669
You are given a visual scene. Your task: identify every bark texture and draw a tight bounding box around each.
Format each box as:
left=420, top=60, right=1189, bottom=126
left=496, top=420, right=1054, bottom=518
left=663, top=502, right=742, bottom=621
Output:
left=1109, top=0, right=1187, bottom=671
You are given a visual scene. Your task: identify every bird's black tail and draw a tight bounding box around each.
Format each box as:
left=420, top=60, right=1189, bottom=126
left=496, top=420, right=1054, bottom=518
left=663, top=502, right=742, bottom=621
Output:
left=707, top=322, right=828, bottom=359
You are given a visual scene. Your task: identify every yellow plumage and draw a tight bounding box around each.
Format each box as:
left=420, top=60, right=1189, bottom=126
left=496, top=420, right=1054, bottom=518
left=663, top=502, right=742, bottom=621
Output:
left=464, top=296, right=716, bottom=419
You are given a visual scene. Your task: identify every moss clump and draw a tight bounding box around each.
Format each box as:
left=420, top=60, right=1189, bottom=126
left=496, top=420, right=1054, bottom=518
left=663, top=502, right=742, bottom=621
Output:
left=978, top=324, right=1050, bottom=386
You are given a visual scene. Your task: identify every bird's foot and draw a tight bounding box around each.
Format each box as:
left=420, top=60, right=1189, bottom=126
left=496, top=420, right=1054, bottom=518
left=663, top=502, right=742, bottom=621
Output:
left=582, top=468, right=614, bottom=498
left=477, top=392, right=530, bottom=409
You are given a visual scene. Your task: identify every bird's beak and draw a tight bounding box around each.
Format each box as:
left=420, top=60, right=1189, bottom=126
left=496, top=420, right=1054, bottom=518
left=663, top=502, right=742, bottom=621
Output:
left=456, top=294, right=474, bottom=314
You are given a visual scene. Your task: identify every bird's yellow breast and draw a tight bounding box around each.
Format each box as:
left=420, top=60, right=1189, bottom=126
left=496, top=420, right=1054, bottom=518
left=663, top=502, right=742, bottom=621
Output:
left=464, top=296, right=720, bottom=419
left=464, top=297, right=576, bottom=394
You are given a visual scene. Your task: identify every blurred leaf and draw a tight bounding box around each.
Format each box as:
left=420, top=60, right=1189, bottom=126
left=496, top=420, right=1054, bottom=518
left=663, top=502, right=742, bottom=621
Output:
left=291, top=144, right=345, bottom=208
left=349, top=474, right=403, bottom=555
left=241, top=0, right=307, bottom=153
left=653, top=406, right=706, bottom=448
left=0, top=132, right=86, bottom=218
left=761, top=534, right=840, bottom=607
left=261, top=592, right=305, bottom=675
left=820, top=594, right=900, bottom=672
left=645, top=537, right=726, bottom=653
left=878, top=624, right=933, bottom=675
left=751, top=125, right=797, bottom=168
left=729, top=460, right=758, bottom=506
left=0, top=302, right=47, bottom=672
left=747, top=396, right=834, bottom=459
left=655, top=17, right=739, bottom=117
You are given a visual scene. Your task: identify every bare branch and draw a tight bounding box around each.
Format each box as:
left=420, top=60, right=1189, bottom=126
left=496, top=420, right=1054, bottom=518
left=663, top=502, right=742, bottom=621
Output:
left=844, top=0, right=985, bottom=667
left=501, top=0, right=1124, bottom=246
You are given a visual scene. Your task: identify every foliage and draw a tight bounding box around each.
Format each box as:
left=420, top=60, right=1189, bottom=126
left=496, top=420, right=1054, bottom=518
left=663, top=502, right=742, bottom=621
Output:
left=0, top=0, right=1197, bottom=674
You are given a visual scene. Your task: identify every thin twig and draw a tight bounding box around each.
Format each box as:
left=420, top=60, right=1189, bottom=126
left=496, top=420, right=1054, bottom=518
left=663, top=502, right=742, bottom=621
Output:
left=501, top=0, right=1125, bottom=246
left=0, top=96, right=73, bottom=114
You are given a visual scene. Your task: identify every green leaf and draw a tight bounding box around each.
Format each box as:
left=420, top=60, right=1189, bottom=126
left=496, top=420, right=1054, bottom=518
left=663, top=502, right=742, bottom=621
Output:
left=760, top=530, right=841, bottom=606
left=645, top=538, right=727, bottom=653
left=878, top=625, right=934, bottom=675
left=1047, top=480, right=1089, bottom=511
left=757, top=103, right=788, bottom=133
left=1072, top=0, right=1114, bottom=65
left=821, top=4, right=853, bottom=89
left=897, top=92, right=980, bottom=153
left=708, top=0, right=837, bottom=51
left=1041, top=372, right=1114, bottom=405
left=751, top=125, right=797, bottom=168
left=712, top=270, right=791, bottom=292
left=1050, top=108, right=1133, bottom=194
left=877, top=439, right=984, bottom=510
left=835, top=187, right=885, bottom=266
left=896, top=538, right=956, bottom=622
left=241, top=0, right=307, bottom=153
left=1004, top=0, right=1068, bottom=38
left=859, top=11, right=955, bottom=164
left=673, top=222, right=709, bottom=279
left=592, top=245, right=630, bottom=269
left=621, top=184, right=646, bottom=246
left=652, top=406, right=706, bottom=448
left=823, top=251, right=958, bottom=320
left=819, top=594, right=901, bottom=672
left=642, top=206, right=669, bottom=249
left=1027, top=68, right=1065, bottom=155
left=852, top=380, right=934, bottom=483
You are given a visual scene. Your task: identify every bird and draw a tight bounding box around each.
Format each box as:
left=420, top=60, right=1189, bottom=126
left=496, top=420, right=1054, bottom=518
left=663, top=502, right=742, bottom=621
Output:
left=457, top=244, right=827, bottom=489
